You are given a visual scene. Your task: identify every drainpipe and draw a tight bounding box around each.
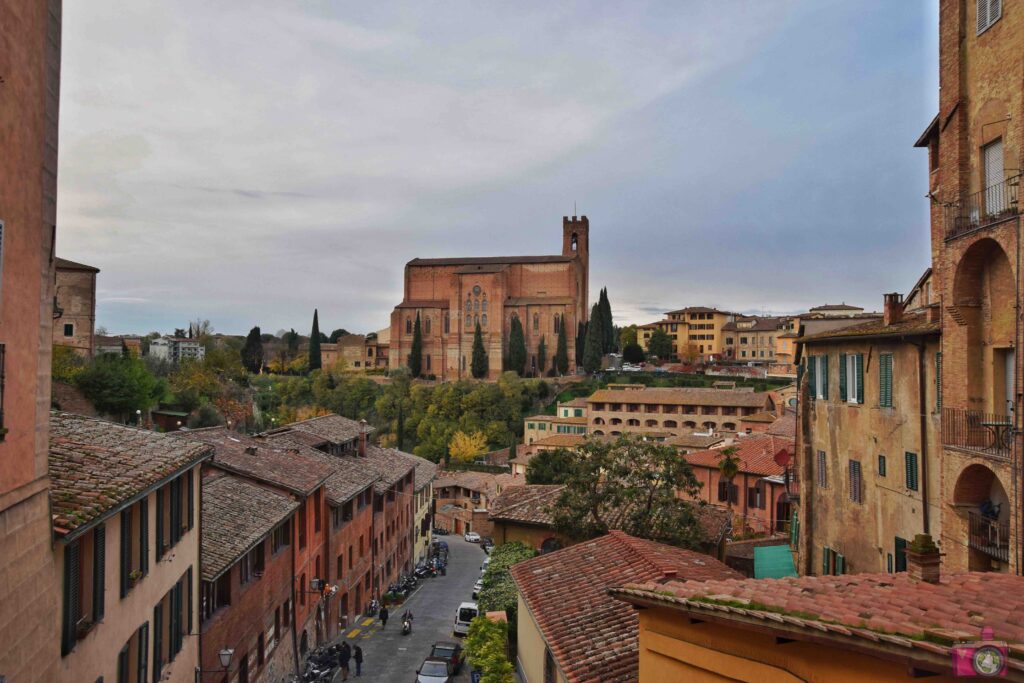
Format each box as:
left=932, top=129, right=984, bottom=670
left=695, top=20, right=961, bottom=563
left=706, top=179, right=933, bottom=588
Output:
left=291, top=512, right=300, bottom=676
left=915, top=339, right=931, bottom=536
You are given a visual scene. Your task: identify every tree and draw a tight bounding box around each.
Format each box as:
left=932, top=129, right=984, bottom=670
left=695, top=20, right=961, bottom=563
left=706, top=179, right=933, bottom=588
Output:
left=52, top=344, right=86, bottom=384
left=309, top=309, right=322, bottom=371
left=507, top=315, right=527, bottom=376
left=576, top=321, right=586, bottom=368
left=190, top=319, right=213, bottom=338
left=525, top=447, right=575, bottom=484
left=718, top=446, right=740, bottom=511
left=465, top=617, right=515, bottom=683
left=536, top=335, right=547, bottom=375
left=241, top=326, right=264, bottom=373
left=599, top=287, right=615, bottom=353
left=555, top=318, right=569, bottom=375
left=408, top=312, right=423, bottom=377
left=76, top=355, right=164, bottom=421
left=582, top=303, right=604, bottom=374
left=476, top=541, right=537, bottom=642
left=553, top=435, right=704, bottom=548
left=449, top=430, right=488, bottom=463
left=619, top=325, right=638, bottom=350
left=173, top=328, right=187, bottom=338
left=622, top=342, right=645, bottom=364
left=471, top=322, right=488, bottom=379
left=329, top=328, right=350, bottom=343
left=648, top=328, right=673, bottom=361
left=283, top=328, right=300, bottom=357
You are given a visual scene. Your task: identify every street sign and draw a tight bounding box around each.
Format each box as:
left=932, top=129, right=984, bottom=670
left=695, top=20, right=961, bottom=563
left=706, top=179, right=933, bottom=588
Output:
left=471, top=671, right=482, bottom=683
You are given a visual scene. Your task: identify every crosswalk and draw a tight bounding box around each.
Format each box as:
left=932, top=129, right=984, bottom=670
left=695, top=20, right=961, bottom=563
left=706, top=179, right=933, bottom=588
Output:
left=347, top=617, right=379, bottom=640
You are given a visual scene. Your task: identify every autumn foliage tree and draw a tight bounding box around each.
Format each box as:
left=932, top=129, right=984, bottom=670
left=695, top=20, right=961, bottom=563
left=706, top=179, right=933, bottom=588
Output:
left=448, top=430, right=488, bottom=463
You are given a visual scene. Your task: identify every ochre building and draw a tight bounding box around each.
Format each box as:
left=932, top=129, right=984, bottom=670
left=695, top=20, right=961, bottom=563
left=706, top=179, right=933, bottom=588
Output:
left=389, top=216, right=590, bottom=380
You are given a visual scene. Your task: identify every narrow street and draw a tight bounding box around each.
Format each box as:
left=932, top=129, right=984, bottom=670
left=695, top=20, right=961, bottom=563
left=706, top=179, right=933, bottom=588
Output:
left=333, top=535, right=484, bottom=682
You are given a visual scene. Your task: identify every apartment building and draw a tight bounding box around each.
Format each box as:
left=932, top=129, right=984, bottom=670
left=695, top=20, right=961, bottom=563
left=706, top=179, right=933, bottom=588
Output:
left=51, top=413, right=211, bottom=683
left=150, top=336, right=206, bottom=363
left=587, top=385, right=775, bottom=437
left=639, top=307, right=736, bottom=362
left=53, top=257, right=100, bottom=356
left=722, top=316, right=792, bottom=364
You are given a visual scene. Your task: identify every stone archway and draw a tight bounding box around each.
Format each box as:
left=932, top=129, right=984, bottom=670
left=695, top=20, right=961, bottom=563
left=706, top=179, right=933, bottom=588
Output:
left=540, top=537, right=562, bottom=554
left=953, top=463, right=1011, bottom=572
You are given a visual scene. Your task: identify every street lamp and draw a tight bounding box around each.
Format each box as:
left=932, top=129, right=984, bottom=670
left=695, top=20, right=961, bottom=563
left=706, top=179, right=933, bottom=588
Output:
left=135, top=409, right=142, bottom=426
left=194, top=648, right=233, bottom=682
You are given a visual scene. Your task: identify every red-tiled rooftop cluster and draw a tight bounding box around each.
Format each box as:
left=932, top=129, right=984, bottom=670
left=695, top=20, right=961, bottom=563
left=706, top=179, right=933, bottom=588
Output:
left=683, top=434, right=793, bottom=477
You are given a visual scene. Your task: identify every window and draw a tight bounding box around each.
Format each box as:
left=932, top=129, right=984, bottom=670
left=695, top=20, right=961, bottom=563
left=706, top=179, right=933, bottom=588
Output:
left=201, top=573, right=230, bottom=622
left=849, top=461, right=863, bottom=504
left=300, top=573, right=306, bottom=605
left=444, top=313, right=449, bottom=334
left=533, top=313, right=539, bottom=331
left=482, top=299, right=488, bottom=312
left=894, top=537, right=908, bottom=572
left=283, top=599, right=291, bottom=628
left=977, top=0, right=1002, bottom=34
left=405, top=318, right=412, bottom=334
left=116, top=622, right=148, bottom=683
left=544, top=647, right=557, bottom=683
left=839, top=353, right=864, bottom=404
left=337, top=554, right=344, bottom=580
left=272, top=521, right=291, bottom=554
left=822, top=546, right=832, bottom=576
left=935, top=352, right=942, bottom=410
left=716, top=480, right=738, bottom=504
left=239, top=542, right=265, bottom=584
left=878, top=454, right=887, bottom=477
left=481, top=314, right=488, bottom=327
left=426, top=355, right=432, bottom=371
left=298, top=505, right=307, bottom=549
left=905, top=452, right=919, bottom=491
left=64, top=323, right=74, bottom=337
left=879, top=353, right=893, bottom=408
left=425, top=317, right=431, bottom=335
left=153, top=568, right=192, bottom=679
left=816, top=450, right=828, bottom=488
left=0, top=343, right=5, bottom=441
left=155, top=471, right=193, bottom=562
left=807, top=355, right=829, bottom=400
left=747, top=483, right=765, bottom=510
left=120, top=499, right=149, bottom=598
left=61, top=525, right=106, bottom=655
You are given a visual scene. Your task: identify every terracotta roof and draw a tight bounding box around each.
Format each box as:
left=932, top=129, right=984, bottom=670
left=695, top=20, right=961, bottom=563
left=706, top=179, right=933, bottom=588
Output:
left=588, top=387, right=771, bottom=408
left=433, top=470, right=519, bottom=500
left=766, top=414, right=796, bottom=438
left=525, top=414, right=587, bottom=425
left=55, top=257, right=100, bottom=273
left=49, top=413, right=213, bottom=537
left=721, top=317, right=787, bottom=332
left=799, top=311, right=940, bottom=343
left=362, top=445, right=417, bottom=493
left=560, top=397, right=588, bottom=408
left=288, top=414, right=374, bottom=445
left=395, top=300, right=450, bottom=309
left=274, top=443, right=378, bottom=505
left=201, top=474, right=298, bottom=581
left=532, top=434, right=587, bottom=448
left=809, top=303, right=864, bottom=311
left=396, top=451, right=438, bottom=491
left=264, top=429, right=327, bottom=449
left=408, top=255, right=571, bottom=267
left=741, top=411, right=777, bottom=423
left=664, top=433, right=725, bottom=449
left=511, top=531, right=741, bottom=683
left=665, top=306, right=731, bottom=315
left=611, top=571, right=1024, bottom=674
left=684, top=435, right=793, bottom=477
left=175, top=428, right=332, bottom=496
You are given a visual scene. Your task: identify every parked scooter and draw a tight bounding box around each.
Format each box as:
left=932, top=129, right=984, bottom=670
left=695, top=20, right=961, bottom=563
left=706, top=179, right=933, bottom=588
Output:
left=402, top=610, right=413, bottom=635
left=365, top=598, right=380, bottom=616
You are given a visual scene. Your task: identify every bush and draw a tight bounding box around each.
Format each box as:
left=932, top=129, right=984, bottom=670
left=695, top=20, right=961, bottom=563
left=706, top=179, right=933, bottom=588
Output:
left=476, top=542, right=537, bottom=640
left=465, top=617, right=514, bottom=683
left=622, top=342, right=645, bottom=364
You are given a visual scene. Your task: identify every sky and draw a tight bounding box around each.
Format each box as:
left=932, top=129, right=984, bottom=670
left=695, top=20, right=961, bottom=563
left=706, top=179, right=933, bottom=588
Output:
left=57, top=1, right=940, bottom=336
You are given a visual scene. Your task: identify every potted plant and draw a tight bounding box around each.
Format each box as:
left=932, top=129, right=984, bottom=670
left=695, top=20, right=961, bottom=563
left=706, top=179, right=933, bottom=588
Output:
left=128, top=569, right=143, bottom=585
left=76, top=618, right=94, bottom=639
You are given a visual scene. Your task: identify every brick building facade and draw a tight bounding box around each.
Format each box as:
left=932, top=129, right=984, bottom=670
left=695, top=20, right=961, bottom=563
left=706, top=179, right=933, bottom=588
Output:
left=389, top=216, right=589, bottom=380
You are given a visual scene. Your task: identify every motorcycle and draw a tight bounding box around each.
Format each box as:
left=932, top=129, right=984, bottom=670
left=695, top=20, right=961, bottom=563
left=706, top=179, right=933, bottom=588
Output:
left=402, top=612, right=413, bottom=635
left=366, top=598, right=380, bottom=616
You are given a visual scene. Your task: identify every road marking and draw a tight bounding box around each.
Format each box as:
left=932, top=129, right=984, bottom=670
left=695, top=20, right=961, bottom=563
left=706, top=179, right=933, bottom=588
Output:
left=361, top=618, right=374, bottom=626
left=347, top=629, right=361, bottom=638
left=398, top=647, right=408, bottom=651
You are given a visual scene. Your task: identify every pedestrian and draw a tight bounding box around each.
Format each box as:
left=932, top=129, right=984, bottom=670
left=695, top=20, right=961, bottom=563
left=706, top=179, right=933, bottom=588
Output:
left=339, top=641, right=351, bottom=681
left=354, top=645, right=364, bottom=677
left=380, top=606, right=389, bottom=629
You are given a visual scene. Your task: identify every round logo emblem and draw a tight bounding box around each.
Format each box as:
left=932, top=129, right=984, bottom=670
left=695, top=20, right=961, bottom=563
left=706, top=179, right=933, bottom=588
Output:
left=972, top=645, right=1005, bottom=677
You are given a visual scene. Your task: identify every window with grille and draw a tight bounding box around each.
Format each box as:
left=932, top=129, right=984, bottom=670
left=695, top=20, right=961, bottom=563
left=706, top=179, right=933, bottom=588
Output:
left=977, top=0, right=1002, bottom=35
left=816, top=450, right=828, bottom=488
left=848, top=461, right=863, bottom=503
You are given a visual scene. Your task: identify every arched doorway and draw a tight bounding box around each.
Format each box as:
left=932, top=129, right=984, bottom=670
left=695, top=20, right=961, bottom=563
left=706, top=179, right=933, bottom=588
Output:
left=540, top=537, right=562, bottom=554
left=300, top=630, right=309, bottom=656
left=953, top=464, right=1011, bottom=571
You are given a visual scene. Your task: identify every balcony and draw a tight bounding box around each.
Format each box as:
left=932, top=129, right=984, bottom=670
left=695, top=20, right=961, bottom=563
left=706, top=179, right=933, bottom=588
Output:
left=942, top=408, right=1013, bottom=460
left=968, top=510, right=1010, bottom=564
left=945, top=175, right=1021, bottom=241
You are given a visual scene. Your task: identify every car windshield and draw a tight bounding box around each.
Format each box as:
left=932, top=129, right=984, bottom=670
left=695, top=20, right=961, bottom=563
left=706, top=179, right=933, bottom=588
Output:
left=432, top=646, right=456, bottom=658
left=421, top=661, right=448, bottom=676
left=458, top=608, right=477, bottom=622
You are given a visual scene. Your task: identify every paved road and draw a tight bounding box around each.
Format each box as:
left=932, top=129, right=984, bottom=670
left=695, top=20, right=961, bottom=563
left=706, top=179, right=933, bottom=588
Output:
left=332, top=535, right=483, bottom=682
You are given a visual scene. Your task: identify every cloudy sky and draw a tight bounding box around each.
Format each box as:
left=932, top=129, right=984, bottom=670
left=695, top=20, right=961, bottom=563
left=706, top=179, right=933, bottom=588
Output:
left=58, top=1, right=939, bottom=336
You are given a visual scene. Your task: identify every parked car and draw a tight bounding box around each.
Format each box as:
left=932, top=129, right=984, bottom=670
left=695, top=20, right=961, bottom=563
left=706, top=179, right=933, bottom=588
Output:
left=464, top=531, right=481, bottom=543
left=432, top=527, right=449, bottom=536
left=415, top=658, right=453, bottom=683
left=429, top=641, right=465, bottom=674
left=472, top=579, right=483, bottom=599
left=453, top=602, right=478, bottom=636
left=480, top=556, right=491, bottom=573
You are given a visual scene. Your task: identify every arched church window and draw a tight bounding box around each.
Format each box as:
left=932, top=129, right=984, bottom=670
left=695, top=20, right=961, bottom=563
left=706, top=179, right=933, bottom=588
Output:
left=571, top=233, right=578, bottom=251
left=481, top=314, right=488, bottom=327
left=466, top=299, right=472, bottom=312
left=533, top=313, right=539, bottom=331
left=444, top=313, right=450, bottom=334
left=466, top=315, right=472, bottom=328
left=425, top=317, right=431, bottom=335
left=473, top=284, right=482, bottom=295
left=482, top=299, right=488, bottom=312
left=405, top=318, right=412, bottom=334
left=553, top=313, right=560, bottom=332
left=474, top=314, right=480, bottom=327
left=474, top=300, right=480, bottom=312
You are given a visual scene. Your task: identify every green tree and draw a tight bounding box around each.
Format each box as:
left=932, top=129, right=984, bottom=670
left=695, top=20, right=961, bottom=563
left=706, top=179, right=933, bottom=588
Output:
left=507, top=315, right=527, bottom=376
left=619, top=324, right=638, bottom=350
left=476, top=541, right=537, bottom=640
left=599, top=287, right=615, bottom=353
left=553, top=435, right=704, bottom=548
left=525, top=447, right=575, bottom=484
left=718, top=446, right=740, bottom=511
left=555, top=318, right=569, bottom=376
left=329, top=328, right=350, bottom=343
left=536, top=335, right=547, bottom=375
left=648, top=328, right=673, bottom=361
left=408, top=312, right=423, bottom=377
left=582, top=303, right=604, bottom=374
left=622, top=342, right=645, bottom=364
left=283, top=328, right=300, bottom=357
left=76, top=355, right=164, bottom=421
left=472, top=322, right=488, bottom=379
left=309, top=309, right=322, bottom=371
left=241, top=326, right=264, bottom=374
left=52, top=344, right=86, bottom=384
left=465, top=617, right=515, bottom=683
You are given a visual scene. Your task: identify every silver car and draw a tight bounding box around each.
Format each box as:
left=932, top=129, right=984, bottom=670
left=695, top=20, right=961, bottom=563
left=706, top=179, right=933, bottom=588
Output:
left=415, top=658, right=453, bottom=683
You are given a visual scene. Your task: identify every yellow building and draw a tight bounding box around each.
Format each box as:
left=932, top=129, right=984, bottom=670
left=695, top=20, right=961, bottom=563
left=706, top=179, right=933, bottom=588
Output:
left=639, top=307, right=737, bottom=362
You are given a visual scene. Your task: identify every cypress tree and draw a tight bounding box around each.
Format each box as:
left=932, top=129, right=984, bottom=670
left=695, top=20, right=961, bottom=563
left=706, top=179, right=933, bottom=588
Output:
left=508, top=316, right=527, bottom=376
left=582, top=303, right=604, bottom=374
left=537, top=335, right=547, bottom=375
left=408, top=312, right=423, bottom=377
left=555, top=317, right=570, bottom=375
left=241, top=325, right=264, bottom=373
left=471, top=322, right=489, bottom=378
left=600, top=288, right=615, bottom=353
left=576, top=321, right=587, bottom=367
left=309, top=309, right=322, bottom=371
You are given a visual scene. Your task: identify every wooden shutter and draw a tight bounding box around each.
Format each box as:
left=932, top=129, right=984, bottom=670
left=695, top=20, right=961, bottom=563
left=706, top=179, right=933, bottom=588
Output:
left=977, top=0, right=990, bottom=33
left=816, top=450, right=827, bottom=488
left=807, top=356, right=816, bottom=401
left=849, top=461, right=862, bottom=503
left=821, top=355, right=829, bottom=400
left=855, top=354, right=865, bottom=404
left=186, top=567, right=193, bottom=635
left=152, top=603, right=162, bottom=683
left=155, top=487, right=164, bottom=561
left=905, top=452, right=919, bottom=491
left=880, top=353, right=893, bottom=408
left=822, top=547, right=832, bottom=576
left=170, top=478, right=182, bottom=546
left=789, top=510, right=799, bottom=547
left=140, top=498, right=149, bottom=576
left=895, top=537, right=908, bottom=572
left=138, top=623, right=149, bottom=683
left=120, top=509, right=131, bottom=598
left=117, top=642, right=129, bottom=683
left=62, top=541, right=81, bottom=655
left=93, top=525, right=106, bottom=622
left=835, top=553, right=845, bottom=575
left=187, top=469, right=195, bottom=531
left=839, top=353, right=848, bottom=401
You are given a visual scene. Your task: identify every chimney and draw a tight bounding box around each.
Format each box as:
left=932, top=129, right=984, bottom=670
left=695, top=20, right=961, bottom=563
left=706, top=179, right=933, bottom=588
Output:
left=883, top=292, right=903, bottom=327
left=906, top=534, right=942, bottom=584
left=244, top=446, right=258, bottom=456
left=358, top=419, right=368, bottom=457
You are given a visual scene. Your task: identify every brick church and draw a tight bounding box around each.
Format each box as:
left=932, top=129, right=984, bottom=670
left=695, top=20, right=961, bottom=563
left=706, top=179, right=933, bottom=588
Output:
left=389, top=216, right=590, bottom=380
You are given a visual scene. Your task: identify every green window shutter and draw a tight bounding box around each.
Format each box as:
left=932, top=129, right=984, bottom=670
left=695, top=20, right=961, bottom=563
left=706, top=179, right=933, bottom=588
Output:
left=93, top=524, right=106, bottom=622
left=153, top=603, right=162, bottom=683
left=879, top=353, right=893, bottom=408
left=887, top=553, right=894, bottom=573
left=807, top=356, right=816, bottom=401
left=155, top=487, right=164, bottom=561
left=62, top=541, right=81, bottom=656
left=839, top=353, right=848, bottom=401
left=905, top=452, right=919, bottom=491
left=935, top=352, right=943, bottom=410
left=856, top=353, right=865, bottom=404
left=822, top=546, right=832, bottom=575
left=187, top=469, right=194, bottom=531
left=895, top=537, right=908, bottom=572
left=138, top=622, right=149, bottom=683
left=140, top=498, right=149, bottom=576
left=822, top=355, right=829, bottom=400
left=120, top=509, right=131, bottom=598
left=835, top=553, right=845, bottom=575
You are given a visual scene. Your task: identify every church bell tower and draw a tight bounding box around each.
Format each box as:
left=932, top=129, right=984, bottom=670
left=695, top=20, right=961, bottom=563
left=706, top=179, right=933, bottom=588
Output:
left=563, top=215, right=590, bottom=323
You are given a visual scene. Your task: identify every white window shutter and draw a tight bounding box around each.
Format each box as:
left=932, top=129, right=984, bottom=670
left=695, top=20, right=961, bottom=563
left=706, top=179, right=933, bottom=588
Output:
left=978, top=0, right=989, bottom=33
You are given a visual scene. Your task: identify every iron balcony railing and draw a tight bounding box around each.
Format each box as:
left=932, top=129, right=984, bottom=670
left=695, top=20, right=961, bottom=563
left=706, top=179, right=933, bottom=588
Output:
left=968, top=510, right=1010, bottom=564
left=945, top=174, right=1021, bottom=240
left=942, top=407, right=1014, bottom=460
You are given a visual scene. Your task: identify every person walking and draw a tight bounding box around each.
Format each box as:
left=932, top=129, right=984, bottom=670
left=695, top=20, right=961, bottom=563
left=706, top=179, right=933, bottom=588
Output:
left=353, top=645, right=364, bottom=677
left=339, top=641, right=351, bottom=681
left=379, top=606, right=389, bottom=629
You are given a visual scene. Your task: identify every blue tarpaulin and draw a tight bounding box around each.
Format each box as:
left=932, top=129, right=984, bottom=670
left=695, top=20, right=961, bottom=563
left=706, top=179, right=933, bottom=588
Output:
left=754, top=545, right=797, bottom=579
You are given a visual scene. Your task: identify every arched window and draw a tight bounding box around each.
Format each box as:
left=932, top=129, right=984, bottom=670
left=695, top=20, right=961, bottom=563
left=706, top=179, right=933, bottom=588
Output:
left=425, top=317, right=432, bottom=335
left=553, top=313, right=560, bottom=332
left=474, top=314, right=480, bottom=327
left=466, top=299, right=472, bottom=312
left=571, top=233, right=578, bottom=251
left=723, top=422, right=737, bottom=431
left=474, top=300, right=480, bottom=312
left=405, top=318, right=412, bottom=334
left=481, top=314, right=488, bottom=327
left=466, top=315, right=472, bottom=328
left=444, top=313, right=450, bottom=334
left=482, top=299, right=488, bottom=312
left=593, top=429, right=605, bottom=436
left=663, top=420, right=678, bottom=429
left=593, top=417, right=605, bottom=425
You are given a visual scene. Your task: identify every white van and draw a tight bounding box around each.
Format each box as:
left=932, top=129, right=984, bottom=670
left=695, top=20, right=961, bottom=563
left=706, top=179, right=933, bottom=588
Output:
left=454, top=601, right=478, bottom=636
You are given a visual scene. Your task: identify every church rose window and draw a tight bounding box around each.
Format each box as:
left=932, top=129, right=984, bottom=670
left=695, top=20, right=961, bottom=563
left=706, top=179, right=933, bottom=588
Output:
left=473, top=285, right=481, bottom=295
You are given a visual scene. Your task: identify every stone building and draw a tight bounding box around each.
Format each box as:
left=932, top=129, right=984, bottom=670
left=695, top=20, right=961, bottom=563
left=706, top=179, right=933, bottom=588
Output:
left=53, top=257, right=99, bottom=356
left=0, top=0, right=64, bottom=680
left=639, top=307, right=737, bottom=362
left=389, top=216, right=590, bottom=380
left=915, top=0, right=1023, bottom=575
